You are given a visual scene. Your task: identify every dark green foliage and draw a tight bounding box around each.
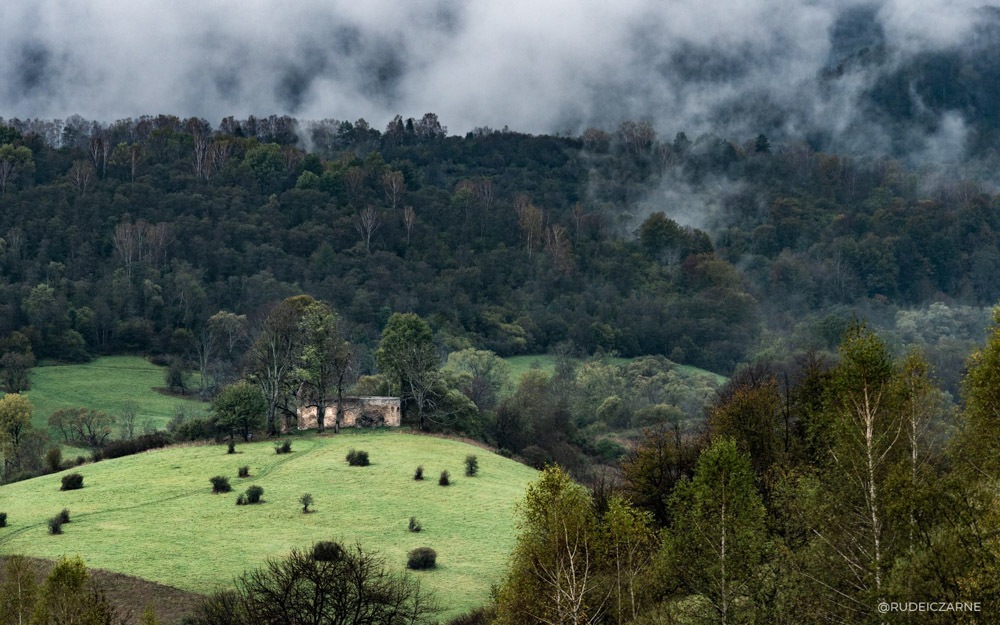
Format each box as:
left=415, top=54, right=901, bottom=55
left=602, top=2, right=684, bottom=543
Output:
left=414, top=465, right=424, bottom=480
left=300, top=493, right=313, bottom=513
left=408, top=516, right=421, bottom=532
left=227, top=442, right=235, bottom=454
left=0, top=512, right=6, bottom=527
left=165, top=359, right=190, bottom=395
left=210, top=476, right=232, bottom=493
left=189, top=542, right=437, bottom=625
left=245, top=485, right=264, bottom=504
left=92, top=432, right=171, bottom=461
left=274, top=440, right=292, bottom=455
left=60, top=473, right=83, bottom=491
left=45, top=447, right=62, bottom=473
left=48, top=516, right=63, bottom=535
left=214, top=382, right=267, bottom=442
left=311, top=541, right=343, bottom=562
left=173, top=417, right=219, bottom=442
left=438, top=470, right=450, bottom=486
left=238, top=465, right=249, bottom=478
left=464, top=454, right=478, bottom=477
left=235, top=494, right=246, bottom=506
left=593, top=438, right=627, bottom=462
left=57, top=509, right=70, bottom=523
left=346, top=449, right=369, bottom=466
left=75, top=456, right=85, bottom=465
left=406, top=547, right=436, bottom=570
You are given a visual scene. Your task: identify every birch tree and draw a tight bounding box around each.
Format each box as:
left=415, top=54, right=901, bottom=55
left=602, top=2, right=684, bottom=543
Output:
left=660, top=437, right=766, bottom=625
left=497, top=466, right=610, bottom=625
left=356, top=206, right=380, bottom=253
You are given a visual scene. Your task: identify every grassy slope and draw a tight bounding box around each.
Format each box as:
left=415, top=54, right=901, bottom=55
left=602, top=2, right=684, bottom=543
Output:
left=504, top=354, right=727, bottom=385
left=0, top=431, right=537, bottom=616
left=21, top=356, right=208, bottom=439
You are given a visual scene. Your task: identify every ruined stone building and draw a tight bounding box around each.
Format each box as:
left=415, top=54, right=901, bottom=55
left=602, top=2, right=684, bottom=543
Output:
left=296, top=396, right=402, bottom=430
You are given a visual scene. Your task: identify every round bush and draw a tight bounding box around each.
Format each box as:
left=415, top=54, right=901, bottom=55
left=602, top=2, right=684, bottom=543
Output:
left=57, top=509, right=71, bottom=524
left=0, top=512, right=7, bottom=528
left=48, top=516, right=64, bottom=535
left=408, top=516, right=422, bottom=533
left=346, top=449, right=370, bottom=466
left=210, top=476, right=232, bottom=493
left=439, top=470, right=450, bottom=486
left=312, top=541, right=344, bottom=562
left=413, top=465, right=424, bottom=480
left=407, top=547, right=437, bottom=570
left=45, top=447, right=62, bottom=473
left=245, top=485, right=264, bottom=504
left=238, top=465, right=250, bottom=478
left=227, top=442, right=236, bottom=454
left=60, top=473, right=84, bottom=491
left=464, top=455, right=479, bottom=477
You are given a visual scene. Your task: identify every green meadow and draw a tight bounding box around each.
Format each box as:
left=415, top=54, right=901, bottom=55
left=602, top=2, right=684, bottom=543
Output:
left=503, top=354, right=727, bottom=386
left=0, top=431, right=537, bottom=617
left=16, top=356, right=208, bottom=441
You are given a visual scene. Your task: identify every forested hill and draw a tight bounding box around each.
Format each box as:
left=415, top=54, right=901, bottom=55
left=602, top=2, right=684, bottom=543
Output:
left=0, top=115, right=998, bottom=375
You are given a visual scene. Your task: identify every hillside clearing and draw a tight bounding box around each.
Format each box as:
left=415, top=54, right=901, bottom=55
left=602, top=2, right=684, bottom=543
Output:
left=0, top=431, right=537, bottom=617
left=17, top=356, right=208, bottom=443
left=504, top=354, right=727, bottom=386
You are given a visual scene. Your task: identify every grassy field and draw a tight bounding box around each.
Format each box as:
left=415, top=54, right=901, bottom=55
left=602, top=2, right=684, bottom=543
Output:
left=17, top=356, right=208, bottom=441
left=504, top=354, right=727, bottom=386
left=0, top=431, right=537, bottom=617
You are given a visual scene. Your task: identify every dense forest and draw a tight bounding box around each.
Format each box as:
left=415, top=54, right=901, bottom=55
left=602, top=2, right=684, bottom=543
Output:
left=0, top=113, right=998, bottom=378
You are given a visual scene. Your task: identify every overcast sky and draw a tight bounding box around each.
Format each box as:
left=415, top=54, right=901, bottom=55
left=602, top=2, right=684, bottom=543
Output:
left=0, top=0, right=988, bottom=147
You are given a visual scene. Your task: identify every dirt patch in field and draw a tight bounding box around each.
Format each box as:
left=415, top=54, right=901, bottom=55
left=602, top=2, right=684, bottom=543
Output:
left=0, top=556, right=203, bottom=624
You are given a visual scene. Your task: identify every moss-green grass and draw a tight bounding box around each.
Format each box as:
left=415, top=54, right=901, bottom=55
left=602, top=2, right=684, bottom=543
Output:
left=0, top=431, right=537, bottom=617
left=18, top=356, right=208, bottom=440
left=504, top=354, right=726, bottom=385
left=504, top=354, right=632, bottom=383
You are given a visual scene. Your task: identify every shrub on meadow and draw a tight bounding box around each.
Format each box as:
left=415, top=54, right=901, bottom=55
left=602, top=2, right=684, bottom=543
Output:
left=0, top=512, right=7, bottom=528
left=274, top=440, right=292, bottom=455
left=439, top=470, right=450, bottom=486
left=312, top=541, right=344, bottom=562
left=48, top=516, right=63, bottom=535
left=346, top=449, right=370, bottom=466
left=57, top=509, right=71, bottom=523
left=61, top=473, right=84, bottom=491
left=408, top=516, right=422, bottom=533
left=406, top=547, right=436, bottom=570
left=238, top=465, right=250, bottom=478
left=236, top=494, right=246, bottom=506
left=227, top=442, right=236, bottom=454
left=464, top=455, right=479, bottom=477
left=245, top=485, right=264, bottom=504
left=414, top=466, right=424, bottom=480
left=300, top=493, right=314, bottom=513
left=210, top=476, right=232, bottom=493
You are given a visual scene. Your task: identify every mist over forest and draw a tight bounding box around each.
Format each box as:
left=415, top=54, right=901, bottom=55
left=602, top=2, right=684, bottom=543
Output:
left=5, top=0, right=1000, bottom=166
